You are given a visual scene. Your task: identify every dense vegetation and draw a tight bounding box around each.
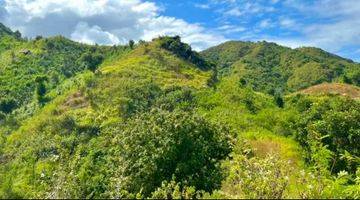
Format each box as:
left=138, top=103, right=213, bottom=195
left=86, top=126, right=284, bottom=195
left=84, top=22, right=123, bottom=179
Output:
left=0, top=23, right=359, bottom=198
left=201, top=41, right=360, bottom=94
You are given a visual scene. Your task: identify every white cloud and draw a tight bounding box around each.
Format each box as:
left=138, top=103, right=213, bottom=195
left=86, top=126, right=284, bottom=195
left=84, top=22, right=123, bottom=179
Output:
left=71, top=22, right=121, bottom=45
left=225, top=7, right=242, bottom=17
left=217, top=24, right=246, bottom=34
left=263, top=38, right=313, bottom=49
left=303, top=20, right=360, bottom=51
left=140, top=16, right=226, bottom=51
left=258, top=19, right=273, bottom=29
left=217, top=1, right=276, bottom=22
left=194, top=3, right=211, bottom=9
left=0, top=0, right=225, bottom=50
left=279, top=17, right=295, bottom=28
left=284, top=0, right=360, bottom=53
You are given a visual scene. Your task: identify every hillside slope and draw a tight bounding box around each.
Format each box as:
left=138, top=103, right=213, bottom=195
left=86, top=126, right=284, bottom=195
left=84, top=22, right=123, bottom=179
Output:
left=0, top=23, right=359, bottom=199
left=0, top=31, right=129, bottom=133
left=0, top=36, right=215, bottom=198
left=201, top=41, right=360, bottom=94
left=0, top=23, right=21, bottom=39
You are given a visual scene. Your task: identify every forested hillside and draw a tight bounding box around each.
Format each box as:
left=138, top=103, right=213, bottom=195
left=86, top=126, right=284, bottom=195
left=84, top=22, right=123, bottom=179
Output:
left=0, top=23, right=359, bottom=198
left=201, top=41, right=360, bottom=94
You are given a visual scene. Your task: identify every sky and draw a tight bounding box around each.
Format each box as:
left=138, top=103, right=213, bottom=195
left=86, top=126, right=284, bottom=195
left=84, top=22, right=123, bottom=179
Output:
left=0, top=0, right=359, bottom=62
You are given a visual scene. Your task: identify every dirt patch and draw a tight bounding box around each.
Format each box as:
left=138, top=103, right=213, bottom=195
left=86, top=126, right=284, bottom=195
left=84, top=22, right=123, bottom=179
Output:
left=299, top=83, right=360, bottom=99
left=250, top=140, right=281, bottom=158
left=62, top=91, right=89, bottom=110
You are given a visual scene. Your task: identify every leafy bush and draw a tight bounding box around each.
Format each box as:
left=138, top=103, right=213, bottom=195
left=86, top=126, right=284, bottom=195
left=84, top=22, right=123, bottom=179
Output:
left=109, top=109, right=232, bottom=196
left=151, top=179, right=203, bottom=199
left=77, top=51, right=104, bottom=72
left=293, top=96, right=360, bottom=174
left=222, top=153, right=292, bottom=199
left=0, top=97, right=17, bottom=114
left=119, top=83, right=196, bottom=118
left=118, top=83, right=162, bottom=118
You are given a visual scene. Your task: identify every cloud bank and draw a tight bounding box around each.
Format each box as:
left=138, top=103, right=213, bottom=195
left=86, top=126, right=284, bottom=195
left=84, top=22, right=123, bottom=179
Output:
left=1, top=0, right=359, bottom=60
left=0, top=0, right=226, bottom=50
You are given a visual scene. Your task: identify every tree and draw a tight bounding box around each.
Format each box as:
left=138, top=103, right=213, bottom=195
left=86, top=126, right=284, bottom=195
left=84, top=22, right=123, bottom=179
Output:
left=110, top=109, right=232, bottom=196
left=239, top=78, right=247, bottom=87
left=128, top=40, right=135, bottom=49
left=138, top=40, right=146, bottom=45
left=222, top=154, right=291, bottom=199
left=45, top=39, right=55, bottom=50
left=157, top=36, right=212, bottom=70
left=78, top=52, right=104, bottom=72
left=207, top=67, right=218, bottom=88
left=10, top=51, right=16, bottom=63
left=294, top=97, right=360, bottom=174
left=35, top=35, right=43, bottom=41
left=274, top=92, right=284, bottom=108
left=35, top=76, right=48, bottom=104
left=0, top=98, right=17, bottom=114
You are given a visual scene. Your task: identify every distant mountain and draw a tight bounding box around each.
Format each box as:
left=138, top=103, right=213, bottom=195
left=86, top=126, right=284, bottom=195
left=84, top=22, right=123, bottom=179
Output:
left=201, top=41, right=360, bottom=94
left=0, top=23, right=20, bottom=38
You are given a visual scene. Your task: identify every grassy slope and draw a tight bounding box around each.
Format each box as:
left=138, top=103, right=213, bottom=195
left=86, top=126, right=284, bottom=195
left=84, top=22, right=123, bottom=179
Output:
left=195, top=71, right=306, bottom=197
left=1, top=37, right=306, bottom=198
left=1, top=23, right=357, bottom=198
left=0, top=32, right=131, bottom=134
left=0, top=38, right=212, bottom=197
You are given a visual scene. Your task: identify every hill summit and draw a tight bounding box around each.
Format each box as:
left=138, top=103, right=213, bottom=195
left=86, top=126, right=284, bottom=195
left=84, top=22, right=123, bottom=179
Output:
left=201, top=41, right=360, bottom=94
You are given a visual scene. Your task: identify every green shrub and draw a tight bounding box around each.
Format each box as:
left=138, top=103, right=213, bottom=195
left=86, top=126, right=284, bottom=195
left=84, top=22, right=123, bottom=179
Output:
left=293, top=96, right=360, bottom=174
left=0, top=98, right=17, bottom=114
left=222, top=154, right=292, bottom=199
left=151, top=179, right=203, bottom=199
left=109, top=109, right=232, bottom=196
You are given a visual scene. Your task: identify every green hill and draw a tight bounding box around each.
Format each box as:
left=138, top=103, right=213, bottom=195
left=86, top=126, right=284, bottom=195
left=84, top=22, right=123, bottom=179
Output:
left=0, top=23, right=21, bottom=39
left=0, top=33, right=130, bottom=133
left=0, top=24, right=359, bottom=199
left=0, top=35, right=216, bottom=198
left=201, top=41, right=360, bottom=94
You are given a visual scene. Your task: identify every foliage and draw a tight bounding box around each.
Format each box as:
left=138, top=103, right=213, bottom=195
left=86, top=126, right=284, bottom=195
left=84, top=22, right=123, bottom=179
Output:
left=0, top=97, right=17, bottom=114
left=0, top=23, right=359, bottom=199
left=291, top=95, right=360, bottom=174
left=151, top=179, right=204, bottom=199
left=222, top=153, right=292, bottom=199
left=157, top=36, right=213, bottom=70
left=77, top=50, right=104, bottom=72
left=109, top=109, right=232, bottom=196
left=128, top=40, right=135, bottom=49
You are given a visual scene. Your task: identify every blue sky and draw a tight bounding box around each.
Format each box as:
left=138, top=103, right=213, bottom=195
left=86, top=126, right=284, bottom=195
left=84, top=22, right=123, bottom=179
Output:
left=153, top=0, right=360, bottom=61
left=0, top=0, right=359, bottom=61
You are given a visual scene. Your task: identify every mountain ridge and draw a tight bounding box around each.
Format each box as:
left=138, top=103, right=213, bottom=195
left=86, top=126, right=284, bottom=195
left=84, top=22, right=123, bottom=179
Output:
left=201, top=40, right=360, bottom=94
